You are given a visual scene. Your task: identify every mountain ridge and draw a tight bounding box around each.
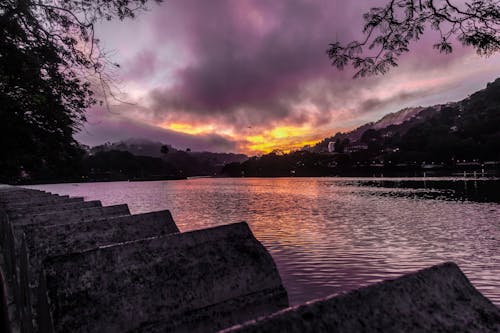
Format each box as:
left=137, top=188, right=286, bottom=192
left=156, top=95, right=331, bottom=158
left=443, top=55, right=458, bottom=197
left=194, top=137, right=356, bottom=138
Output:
left=312, top=99, right=466, bottom=151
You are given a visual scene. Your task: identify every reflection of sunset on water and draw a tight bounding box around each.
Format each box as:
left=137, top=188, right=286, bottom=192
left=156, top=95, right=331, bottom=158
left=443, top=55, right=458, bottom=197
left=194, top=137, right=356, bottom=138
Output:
left=30, top=178, right=500, bottom=306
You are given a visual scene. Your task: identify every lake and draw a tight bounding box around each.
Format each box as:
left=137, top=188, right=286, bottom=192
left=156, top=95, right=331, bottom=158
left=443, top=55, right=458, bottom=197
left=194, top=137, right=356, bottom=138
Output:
left=27, top=177, right=500, bottom=306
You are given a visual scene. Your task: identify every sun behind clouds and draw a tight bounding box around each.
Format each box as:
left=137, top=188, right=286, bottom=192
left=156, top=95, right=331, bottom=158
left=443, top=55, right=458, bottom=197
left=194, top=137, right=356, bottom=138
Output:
left=160, top=122, right=325, bottom=155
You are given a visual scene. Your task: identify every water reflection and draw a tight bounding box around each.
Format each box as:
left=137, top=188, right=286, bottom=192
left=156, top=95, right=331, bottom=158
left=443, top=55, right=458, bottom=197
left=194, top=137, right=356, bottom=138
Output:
left=28, top=178, right=500, bottom=306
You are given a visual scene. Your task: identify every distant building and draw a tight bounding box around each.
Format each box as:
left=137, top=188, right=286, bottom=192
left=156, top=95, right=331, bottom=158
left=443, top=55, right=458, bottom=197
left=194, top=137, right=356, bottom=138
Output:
left=328, top=161, right=338, bottom=168
left=327, top=141, right=335, bottom=153
left=345, top=143, right=368, bottom=153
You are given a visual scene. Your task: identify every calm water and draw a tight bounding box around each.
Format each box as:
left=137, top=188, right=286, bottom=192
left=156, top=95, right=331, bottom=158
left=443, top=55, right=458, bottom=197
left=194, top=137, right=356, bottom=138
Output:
left=27, top=178, right=500, bottom=306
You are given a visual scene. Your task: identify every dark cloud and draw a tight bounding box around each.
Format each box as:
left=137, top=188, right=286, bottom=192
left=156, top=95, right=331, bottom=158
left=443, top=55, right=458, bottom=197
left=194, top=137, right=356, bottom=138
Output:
left=358, top=89, right=432, bottom=112
left=81, top=0, right=498, bottom=153
left=143, top=0, right=473, bottom=130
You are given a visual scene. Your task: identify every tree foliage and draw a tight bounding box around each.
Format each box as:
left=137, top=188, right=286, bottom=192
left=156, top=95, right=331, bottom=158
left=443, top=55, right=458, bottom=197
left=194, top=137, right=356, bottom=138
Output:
left=0, top=0, right=161, bottom=182
left=328, top=0, right=500, bottom=77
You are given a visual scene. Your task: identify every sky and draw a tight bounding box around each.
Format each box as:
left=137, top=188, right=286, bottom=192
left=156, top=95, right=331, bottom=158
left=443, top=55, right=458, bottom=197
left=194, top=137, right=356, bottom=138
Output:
left=75, top=0, right=500, bottom=155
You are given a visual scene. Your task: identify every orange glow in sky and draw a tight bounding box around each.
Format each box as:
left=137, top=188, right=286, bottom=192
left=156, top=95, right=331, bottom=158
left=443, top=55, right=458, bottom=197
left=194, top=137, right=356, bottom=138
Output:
left=164, top=123, right=215, bottom=135
left=161, top=122, right=327, bottom=155
left=245, top=126, right=323, bottom=154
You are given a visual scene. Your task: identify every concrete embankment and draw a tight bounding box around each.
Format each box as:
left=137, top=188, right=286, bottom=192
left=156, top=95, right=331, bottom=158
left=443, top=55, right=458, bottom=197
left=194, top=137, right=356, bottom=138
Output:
left=39, top=222, right=288, bottom=333
left=0, top=185, right=288, bottom=333
left=1, top=184, right=499, bottom=332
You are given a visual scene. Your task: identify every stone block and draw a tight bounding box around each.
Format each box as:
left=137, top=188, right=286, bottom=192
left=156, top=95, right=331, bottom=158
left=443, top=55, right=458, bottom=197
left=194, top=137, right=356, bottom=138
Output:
left=222, top=262, right=500, bottom=333
left=10, top=204, right=130, bottom=228
left=3, top=196, right=83, bottom=210
left=0, top=191, right=52, bottom=203
left=0, top=188, right=44, bottom=194
left=2, top=205, right=130, bottom=287
left=7, top=200, right=102, bottom=219
left=22, top=209, right=179, bottom=292
left=19, top=210, right=179, bottom=332
left=38, top=222, right=288, bottom=333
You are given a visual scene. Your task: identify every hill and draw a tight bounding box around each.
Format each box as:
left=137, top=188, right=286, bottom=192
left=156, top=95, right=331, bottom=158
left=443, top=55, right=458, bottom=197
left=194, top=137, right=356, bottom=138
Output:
left=89, top=139, right=248, bottom=177
left=312, top=105, right=445, bottom=152
left=311, top=78, right=500, bottom=163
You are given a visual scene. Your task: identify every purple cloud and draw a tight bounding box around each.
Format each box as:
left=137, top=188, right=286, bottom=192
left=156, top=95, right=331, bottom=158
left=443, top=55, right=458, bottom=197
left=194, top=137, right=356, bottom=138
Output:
left=144, top=1, right=481, bottom=126
left=79, top=0, right=500, bottom=152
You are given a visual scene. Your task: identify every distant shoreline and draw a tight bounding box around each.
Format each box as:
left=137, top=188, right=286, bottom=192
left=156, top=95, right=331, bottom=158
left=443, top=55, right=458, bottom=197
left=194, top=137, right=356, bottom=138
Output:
left=12, top=174, right=500, bottom=186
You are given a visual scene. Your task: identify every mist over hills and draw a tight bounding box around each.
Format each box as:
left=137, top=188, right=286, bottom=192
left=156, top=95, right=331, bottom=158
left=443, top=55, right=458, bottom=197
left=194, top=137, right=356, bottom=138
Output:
left=311, top=77, right=500, bottom=161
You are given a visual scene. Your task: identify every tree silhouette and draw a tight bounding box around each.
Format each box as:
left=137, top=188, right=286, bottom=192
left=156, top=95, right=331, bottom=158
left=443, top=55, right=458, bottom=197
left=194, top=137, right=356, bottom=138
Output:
left=0, top=0, right=162, bottom=181
left=161, top=145, right=170, bottom=156
left=328, top=0, right=499, bottom=77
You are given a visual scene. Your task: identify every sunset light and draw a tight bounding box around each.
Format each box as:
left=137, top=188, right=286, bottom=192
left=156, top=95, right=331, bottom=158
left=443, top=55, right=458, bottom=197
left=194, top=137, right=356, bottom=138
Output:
left=244, top=125, right=323, bottom=154
left=162, top=122, right=216, bottom=135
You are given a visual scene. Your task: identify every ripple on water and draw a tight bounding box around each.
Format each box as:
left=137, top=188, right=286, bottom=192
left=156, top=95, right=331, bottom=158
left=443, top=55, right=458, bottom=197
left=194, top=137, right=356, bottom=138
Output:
left=28, top=177, right=500, bottom=306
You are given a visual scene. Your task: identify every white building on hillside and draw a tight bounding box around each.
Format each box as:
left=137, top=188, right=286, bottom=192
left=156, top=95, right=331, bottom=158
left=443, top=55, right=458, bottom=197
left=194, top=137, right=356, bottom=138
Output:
left=328, top=141, right=335, bottom=153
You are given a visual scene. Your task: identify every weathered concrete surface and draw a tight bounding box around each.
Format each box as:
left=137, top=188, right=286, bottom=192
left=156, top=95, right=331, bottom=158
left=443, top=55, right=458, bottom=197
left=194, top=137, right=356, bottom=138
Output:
left=0, top=188, right=139, bottom=333
left=0, top=266, right=11, bottom=333
left=18, top=210, right=179, bottom=332
left=4, top=204, right=130, bottom=270
left=3, top=196, right=84, bottom=210
left=222, top=262, right=500, bottom=333
left=0, top=191, right=53, bottom=203
left=38, top=222, right=289, bottom=333
left=0, top=188, right=46, bottom=196
left=21, top=210, right=179, bottom=290
left=0, top=185, right=38, bottom=190
left=0, top=192, right=69, bottom=205
left=3, top=204, right=130, bottom=268
left=1, top=204, right=130, bottom=307
left=7, top=200, right=102, bottom=219
left=10, top=204, right=130, bottom=227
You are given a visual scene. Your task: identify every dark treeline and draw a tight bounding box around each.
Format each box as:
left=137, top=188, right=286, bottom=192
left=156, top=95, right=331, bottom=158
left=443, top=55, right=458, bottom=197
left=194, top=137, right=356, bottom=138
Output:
left=222, top=150, right=500, bottom=178
left=4, top=139, right=248, bottom=184
left=2, top=149, right=183, bottom=184
left=83, top=150, right=181, bottom=182
left=87, top=140, right=247, bottom=181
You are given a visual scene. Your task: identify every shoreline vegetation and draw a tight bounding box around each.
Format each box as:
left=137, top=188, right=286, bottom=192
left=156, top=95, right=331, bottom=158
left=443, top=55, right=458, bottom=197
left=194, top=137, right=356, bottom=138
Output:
left=9, top=162, right=500, bottom=186
left=10, top=170, right=500, bottom=186
left=8, top=137, right=500, bottom=186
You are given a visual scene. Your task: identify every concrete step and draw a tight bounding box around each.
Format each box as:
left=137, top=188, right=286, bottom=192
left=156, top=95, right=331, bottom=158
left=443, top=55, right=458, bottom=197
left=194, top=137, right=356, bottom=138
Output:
left=19, top=210, right=179, bottom=333
left=1, top=205, right=131, bottom=286
left=0, top=188, right=45, bottom=195
left=10, top=204, right=130, bottom=228
left=0, top=191, right=52, bottom=203
left=7, top=200, right=102, bottom=219
left=22, top=209, right=179, bottom=287
left=3, top=196, right=84, bottom=210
